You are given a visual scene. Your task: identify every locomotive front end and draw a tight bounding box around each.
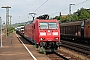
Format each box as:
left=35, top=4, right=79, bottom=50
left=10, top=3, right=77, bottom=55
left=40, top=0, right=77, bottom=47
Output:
left=38, top=20, right=61, bottom=52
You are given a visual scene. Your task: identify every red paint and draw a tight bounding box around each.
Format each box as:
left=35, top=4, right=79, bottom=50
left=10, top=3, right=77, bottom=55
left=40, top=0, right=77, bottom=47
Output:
left=24, top=19, right=60, bottom=44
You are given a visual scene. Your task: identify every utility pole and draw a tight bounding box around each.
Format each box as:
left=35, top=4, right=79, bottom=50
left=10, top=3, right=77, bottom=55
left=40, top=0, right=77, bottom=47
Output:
left=69, top=4, right=75, bottom=21
left=0, top=17, right=2, bottom=47
left=9, top=15, right=12, bottom=27
left=19, top=16, right=20, bottom=23
left=1, top=6, right=11, bottom=37
left=59, top=12, right=61, bottom=20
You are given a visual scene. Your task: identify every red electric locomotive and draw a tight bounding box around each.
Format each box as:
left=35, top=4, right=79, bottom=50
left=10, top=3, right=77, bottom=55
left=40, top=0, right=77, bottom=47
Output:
left=24, top=15, right=61, bottom=52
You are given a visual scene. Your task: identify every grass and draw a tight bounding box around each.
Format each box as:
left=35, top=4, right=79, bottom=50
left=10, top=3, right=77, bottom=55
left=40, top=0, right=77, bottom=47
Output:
left=39, top=47, right=46, bottom=55
left=77, top=56, right=81, bottom=59
left=33, top=45, right=46, bottom=54
left=33, top=45, right=36, bottom=48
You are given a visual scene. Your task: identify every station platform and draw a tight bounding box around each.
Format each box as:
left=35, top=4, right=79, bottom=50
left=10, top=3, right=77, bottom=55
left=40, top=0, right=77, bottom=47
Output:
left=0, top=32, right=50, bottom=60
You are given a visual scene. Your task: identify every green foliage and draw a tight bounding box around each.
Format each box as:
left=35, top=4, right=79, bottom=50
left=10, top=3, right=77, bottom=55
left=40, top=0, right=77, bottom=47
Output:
left=6, top=26, right=15, bottom=36
left=60, top=17, right=67, bottom=23
left=53, top=16, right=60, bottom=20
left=53, top=8, right=90, bottom=23
left=72, top=13, right=79, bottom=21
left=39, top=47, right=46, bottom=54
left=33, top=45, right=36, bottom=48
left=8, top=27, right=15, bottom=33
left=18, top=24, right=24, bottom=27
left=77, top=8, right=90, bottom=20
left=12, top=22, right=25, bottom=28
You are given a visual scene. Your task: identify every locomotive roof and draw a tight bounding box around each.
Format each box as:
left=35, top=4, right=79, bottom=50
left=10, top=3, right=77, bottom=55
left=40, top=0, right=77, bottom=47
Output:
left=36, top=19, right=58, bottom=22
left=60, top=20, right=83, bottom=26
left=36, top=14, right=49, bottom=20
left=25, top=21, right=33, bottom=25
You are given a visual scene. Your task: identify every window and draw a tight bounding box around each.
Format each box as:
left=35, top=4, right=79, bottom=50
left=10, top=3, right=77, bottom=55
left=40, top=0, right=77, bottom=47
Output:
left=39, top=22, right=58, bottom=29
left=39, top=22, right=48, bottom=29
left=49, top=22, right=58, bottom=29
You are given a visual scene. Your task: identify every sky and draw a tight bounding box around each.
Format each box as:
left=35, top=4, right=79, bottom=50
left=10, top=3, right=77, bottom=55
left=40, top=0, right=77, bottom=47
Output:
left=0, top=0, right=90, bottom=24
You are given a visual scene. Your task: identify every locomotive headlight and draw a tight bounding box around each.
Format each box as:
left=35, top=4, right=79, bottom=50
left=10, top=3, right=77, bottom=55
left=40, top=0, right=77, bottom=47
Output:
left=40, top=38, right=45, bottom=40
left=54, top=37, right=59, bottom=40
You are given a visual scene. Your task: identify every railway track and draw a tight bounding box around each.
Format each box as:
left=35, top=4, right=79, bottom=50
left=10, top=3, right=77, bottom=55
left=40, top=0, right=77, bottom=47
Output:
left=46, top=50, right=83, bottom=60
left=61, top=40, right=90, bottom=56
left=18, top=33, right=89, bottom=60
left=18, top=34, right=83, bottom=60
left=46, top=52, right=69, bottom=60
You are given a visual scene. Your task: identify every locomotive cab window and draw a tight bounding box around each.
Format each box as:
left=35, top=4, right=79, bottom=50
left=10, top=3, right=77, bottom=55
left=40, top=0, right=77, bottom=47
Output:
left=49, top=22, right=58, bottom=29
left=39, top=22, right=48, bottom=29
left=39, top=22, right=58, bottom=29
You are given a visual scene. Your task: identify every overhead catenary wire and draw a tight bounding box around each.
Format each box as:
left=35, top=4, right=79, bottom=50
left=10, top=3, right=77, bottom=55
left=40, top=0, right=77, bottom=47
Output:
left=50, top=0, right=90, bottom=16
left=31, top=0, right=37, bottom=6
left=33, top=0, right=63, bottom=18
left=28, top=0, right=37, bottom=10
left=43, top=0, right=63, bottom=13
left=34, top=0, right=48, bottom=12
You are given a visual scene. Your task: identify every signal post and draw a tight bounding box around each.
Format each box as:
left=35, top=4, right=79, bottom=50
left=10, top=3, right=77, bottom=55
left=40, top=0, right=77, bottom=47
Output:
left=1, top=6, right=11, bottom=38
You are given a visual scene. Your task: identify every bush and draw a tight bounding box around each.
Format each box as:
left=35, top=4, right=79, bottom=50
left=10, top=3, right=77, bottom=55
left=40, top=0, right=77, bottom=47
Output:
left=8, top=27, right=15, bottom=33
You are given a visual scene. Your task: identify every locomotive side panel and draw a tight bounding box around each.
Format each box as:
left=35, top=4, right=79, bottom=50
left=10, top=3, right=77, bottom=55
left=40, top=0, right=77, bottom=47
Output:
left=33, top=21, right=40, bottom=44
left=29, top=24, right=33, bottom=40
left=24, top=25, right=28, bottom=37
left=24, top=23, right=33, bottom=41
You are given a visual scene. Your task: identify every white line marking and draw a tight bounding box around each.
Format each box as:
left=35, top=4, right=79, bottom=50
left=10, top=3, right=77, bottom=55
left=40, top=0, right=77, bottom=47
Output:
left=15, top=33, right=37, bottom=60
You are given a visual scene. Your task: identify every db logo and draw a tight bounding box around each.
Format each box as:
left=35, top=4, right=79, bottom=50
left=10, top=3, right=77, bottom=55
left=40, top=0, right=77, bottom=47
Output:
left=47, top=33, right=51, bottom=35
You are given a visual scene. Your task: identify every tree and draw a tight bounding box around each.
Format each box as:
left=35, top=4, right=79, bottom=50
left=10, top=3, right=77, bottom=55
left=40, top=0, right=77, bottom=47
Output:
left=72, top=13, right=79, bottom=21
left=53, top=16, right=60, bottom=20
left=76, top=8, right=90, bottom=20
left=53, top=8, right=90, bottom=23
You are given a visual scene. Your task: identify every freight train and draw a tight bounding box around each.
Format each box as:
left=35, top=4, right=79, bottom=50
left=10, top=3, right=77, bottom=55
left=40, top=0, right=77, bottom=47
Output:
left=24, top=14, right=61, bottom=52
left=60, top=19, right=90, bottom=44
